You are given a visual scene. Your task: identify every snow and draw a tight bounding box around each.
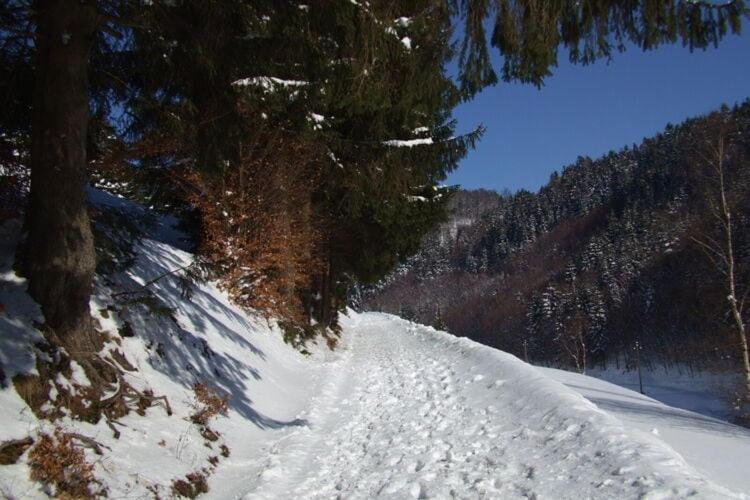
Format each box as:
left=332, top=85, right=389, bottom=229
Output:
left=543, top=367, right=750, bottom=495
left=2, top=195, right=749, bottom=498
left=382, top=26, right=412, bottom=50
left=308, top=112, right=326, bottom=130
left=583, top=365, right=740, bottom=421
left=68, top=361, right=91, bottom=388
left=0, top=197, right=330, bottom=498
left=247, top=314, right=746, bottom=499
left=406, top=195, right=429, bottom=202
left=327, top=150, right=344, bottom=169
left=0, top=221, right=44, bottom=386
left=232, top=76, right=308, bottom=91
left=395, top=17, right=412, bottom=28
left=383, top=137, right=434, bottom=147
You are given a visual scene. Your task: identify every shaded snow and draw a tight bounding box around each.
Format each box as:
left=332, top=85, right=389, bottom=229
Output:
left=0, top=221, right=44, bottom=386
left=583, top=366, right=739, bottom=421
left=0, top=197, right=331, bottom=498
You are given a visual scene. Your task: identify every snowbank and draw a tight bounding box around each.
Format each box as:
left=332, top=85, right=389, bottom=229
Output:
left=545, top=366, right=750, bottom=495
left=0, top=195, right=337, bottom=498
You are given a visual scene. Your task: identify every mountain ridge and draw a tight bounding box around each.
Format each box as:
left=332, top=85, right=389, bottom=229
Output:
left=362, top=100, right=750, bottom=383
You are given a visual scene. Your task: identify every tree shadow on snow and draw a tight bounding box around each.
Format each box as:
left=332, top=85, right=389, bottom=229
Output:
left=570, top=384, right=749, bottom=438
left=0, top=221, right=45, bottom=386
left=108, top=238, right=308, bottom=430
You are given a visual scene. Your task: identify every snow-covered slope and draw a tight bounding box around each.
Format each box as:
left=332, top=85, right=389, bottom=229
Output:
left=543, top=367, right=750, bottom=495
left=1, top=196, right=749, bottom=498
left=0, top=196, right=339, bottom=498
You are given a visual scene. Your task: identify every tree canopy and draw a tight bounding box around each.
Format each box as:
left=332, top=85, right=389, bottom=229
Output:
left=0, top=0, right=746, bottom=370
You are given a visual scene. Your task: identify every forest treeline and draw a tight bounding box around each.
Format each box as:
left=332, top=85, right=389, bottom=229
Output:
left=0, top=0, right=747, bottom=423
left=362, top=102, right=750, bottom=391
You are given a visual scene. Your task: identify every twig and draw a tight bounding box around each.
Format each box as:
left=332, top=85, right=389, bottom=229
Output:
left=105, top=420, right=121, bottom=440
left=70, top=433, right=110, bottom=456
left=110, top=260, right=200, bottom=299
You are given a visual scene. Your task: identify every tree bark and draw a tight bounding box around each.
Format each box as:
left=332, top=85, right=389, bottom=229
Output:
left=24, top=0, right=99, bottom=355
left=691, top=124, right=750, bottom=407
left=712, top=135, right=750, bottom=401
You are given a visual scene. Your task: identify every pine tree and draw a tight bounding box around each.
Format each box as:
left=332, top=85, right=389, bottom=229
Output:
left=26, top=1, right=135, bottom=358
left=3, top=0, right=141, bottom=419
left=122, top=1, right=480, bottom=334
left=457, top=0, right=747, bottom=91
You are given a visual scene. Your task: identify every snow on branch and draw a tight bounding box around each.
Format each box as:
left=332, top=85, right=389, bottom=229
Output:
left=232, top=77, right=309, bottom=91
left=383, top=137, right=434, bottom=147
left=381, top=125, right=484, bottom=149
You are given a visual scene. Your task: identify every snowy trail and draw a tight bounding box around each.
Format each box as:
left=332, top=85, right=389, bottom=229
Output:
left=244, top=313, right=742, bottom=499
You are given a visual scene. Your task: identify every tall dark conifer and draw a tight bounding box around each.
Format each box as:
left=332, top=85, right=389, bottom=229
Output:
left=24, top=0, right=100, bottom=353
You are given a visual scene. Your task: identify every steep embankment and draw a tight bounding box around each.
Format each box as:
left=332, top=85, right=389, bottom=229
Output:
left=0, top=192, right=337, bottom=498
left=1, top=192, right=749, bottom=498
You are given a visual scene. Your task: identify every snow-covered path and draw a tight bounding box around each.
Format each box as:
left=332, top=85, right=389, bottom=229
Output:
left=244, top=313, right=742, bottom=499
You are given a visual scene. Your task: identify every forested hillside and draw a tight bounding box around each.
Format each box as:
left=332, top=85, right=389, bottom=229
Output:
left=362, top=102, right=750, bottom=387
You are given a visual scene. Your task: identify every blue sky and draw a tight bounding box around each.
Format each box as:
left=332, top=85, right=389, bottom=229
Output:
left=446, top=31, right=750, bottom=193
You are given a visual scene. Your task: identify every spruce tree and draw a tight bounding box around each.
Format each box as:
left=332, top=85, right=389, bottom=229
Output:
left=21, top=0, right=133, bottom=360
left=457, top=0, right=747, bottom=92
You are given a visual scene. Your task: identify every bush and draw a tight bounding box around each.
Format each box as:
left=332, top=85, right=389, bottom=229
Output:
left=172, top=472, right=208, bottom=498
left=184, top=132, right=323, bottom=329
left=28, top=430, right=103, bottom=498
left=190, top=382, right=229, bottom=426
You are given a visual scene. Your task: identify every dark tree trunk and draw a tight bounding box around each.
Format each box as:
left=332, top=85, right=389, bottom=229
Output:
left=24, top=0, right=99, bottom=355
left=312, top=258, right=336, bottom=328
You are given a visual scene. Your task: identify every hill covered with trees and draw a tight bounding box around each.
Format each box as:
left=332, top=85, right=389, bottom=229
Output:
left=362, top=102, right=750, bottom=397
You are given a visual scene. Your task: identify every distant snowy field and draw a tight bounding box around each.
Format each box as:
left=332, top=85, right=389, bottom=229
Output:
left=1, top=192, right=749, bottom=498
left=582, top=365, right=739, bottom=422
left=542, top=367, right=750, bottom=496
